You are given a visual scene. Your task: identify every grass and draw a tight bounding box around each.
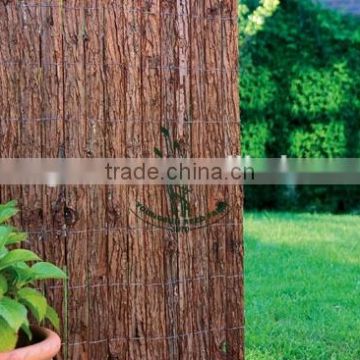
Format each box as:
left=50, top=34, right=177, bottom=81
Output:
left=245, top=212, right=360, bottom=360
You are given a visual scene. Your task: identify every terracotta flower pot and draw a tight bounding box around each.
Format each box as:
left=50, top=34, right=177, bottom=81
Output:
left=0, top=326, right=61, bottom=360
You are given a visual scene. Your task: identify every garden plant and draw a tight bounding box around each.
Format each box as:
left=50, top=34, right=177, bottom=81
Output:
left=0, top=200, right=66, bottom=355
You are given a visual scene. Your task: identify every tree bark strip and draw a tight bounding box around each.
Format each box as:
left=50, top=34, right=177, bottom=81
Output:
left=203, top=1, right=228, bottom=358
left=160, top=1, right=181, bottom=358
left=103, top=2, right=129, bottom=358
left=189, top=2, right=212, bottom=358
left=222, top=1, right=244, bottom=358
left=188, top=5, right=207, bottom=356
left=173, top=1, right=200, bottom=359
left=1, top=3, right=44, bottom=261
left=18, top=2, right=45, bottom=306
left=123, top=1, right=147, bottom=359
left=83, top=3, right=109, bottom=359
left=62, top=2, right=88, bottom=359
left=0, top=3, right=23, bottom=228
left=39, top=4, right=67, bottom=359
left=141, top=1, right=168, bottom=359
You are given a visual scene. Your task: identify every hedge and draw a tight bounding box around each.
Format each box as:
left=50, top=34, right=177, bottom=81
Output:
left=240, top=0, right=360, bottom=212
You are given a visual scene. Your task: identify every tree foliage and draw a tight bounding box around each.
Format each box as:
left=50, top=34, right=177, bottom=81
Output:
left=240, top=0, right=360, bottom=212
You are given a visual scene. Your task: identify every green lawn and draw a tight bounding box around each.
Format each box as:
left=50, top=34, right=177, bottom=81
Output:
left=245, top=212, right=360, bottom=360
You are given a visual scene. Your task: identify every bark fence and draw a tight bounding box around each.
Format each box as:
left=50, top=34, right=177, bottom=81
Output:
left=0, top=1, right=242, bottom=359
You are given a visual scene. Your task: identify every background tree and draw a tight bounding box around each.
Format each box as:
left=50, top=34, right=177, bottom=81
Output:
left=239, top=0, right=360, bottom=212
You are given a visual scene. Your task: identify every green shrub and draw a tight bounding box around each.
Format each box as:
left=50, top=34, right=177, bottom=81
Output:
left=289, top=121, right=347, bottom=157
left=238, top=0, right=280, bottom=47
left=241, top=120, right=270, bottom=157
left=240, top=0, right=360, bottom=212
left=0, top=201, right=66, bottom=352
left=240, top=64, right=276, bottom=112
left=290, top=63, right=352, bottom=118
left=240, top=0, right=360, bottom=157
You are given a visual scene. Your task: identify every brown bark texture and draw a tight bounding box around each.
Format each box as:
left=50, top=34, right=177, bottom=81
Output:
left=0, top=1, right=242, bottom=359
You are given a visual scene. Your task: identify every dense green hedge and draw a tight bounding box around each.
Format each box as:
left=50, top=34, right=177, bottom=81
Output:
left=241, top=0, right=360, bottom=212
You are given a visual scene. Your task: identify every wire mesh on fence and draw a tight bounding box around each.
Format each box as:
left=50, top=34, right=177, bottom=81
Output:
left=0, top=0, right=242, bottom=358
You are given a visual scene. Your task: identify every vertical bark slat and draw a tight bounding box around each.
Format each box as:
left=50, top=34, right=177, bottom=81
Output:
left=0, top=4, right=22, bottom=226
left=124, top=1, right=147, bottom=358
left=141, top=1, right=168, bottom=359
left=40, top=3, right=67, bottom=359
left=18, top=5, right=44, bottom=263
left=84, top=3, right=108, bottom=359
left=103, top=1, right=129, bottom=358
left=176, top=1, right=194, bottom=358
left=189, top=2, right=211, bottom=358
left=187, top=3, right=206, bottom=357
left=222, top=1, right=244, bottom=358
left=62, top=2, right=88, bottom=359
left=160, top=2, right=180, bottom=359
left=204, top=1, right=228, bottom=358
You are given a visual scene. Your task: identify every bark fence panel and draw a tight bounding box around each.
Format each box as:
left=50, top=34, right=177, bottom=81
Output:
left=0, top=1, right=242, bottom=358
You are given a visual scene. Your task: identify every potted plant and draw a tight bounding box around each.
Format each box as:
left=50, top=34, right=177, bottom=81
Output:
left=0, top=200, right=66, bottom=360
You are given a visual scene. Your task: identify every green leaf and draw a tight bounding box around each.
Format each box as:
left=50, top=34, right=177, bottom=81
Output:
left=6, top=262, right=34, bottom=284
left=0, top=317, right=18, bottom=352
left=31, top=262, right=67, bottom=280
left=0, top=246, right=8, bottom=259
left=0, top=225, right=13, bottom=248
left=46, top=305, right=60, bottom=331
left=18, top=287, right=48, bottom=322
left=0, top=200, right=18, bottom=224
left=0, top=274, right=8, bottom=298
left=6, top=231, right=27, bottom=246
left=0, top=249, right=41, bottom=270
left=0, top=296, right=27, bottom=332
left=21, top=321, right=33, bottom=342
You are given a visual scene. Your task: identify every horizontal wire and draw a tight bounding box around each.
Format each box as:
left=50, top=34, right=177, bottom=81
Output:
left=0, top=116, right=60, bottom=123
left=0, top=117, right=240, bottom=124
left=16, top=3, right=237, bottom=21
left=47, top=273, right=242, bottom=291
left=0, top=62, right=238, bottom=74
left=64, top=326, right=243, bottom=347
left=26, top=222, right=240, bottom=236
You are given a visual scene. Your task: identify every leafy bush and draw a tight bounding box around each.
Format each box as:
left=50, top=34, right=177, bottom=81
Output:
left=239, top=0, right=280, bottom=46
left=241, top=0, right=360, bottom=158
left=240, top=64, right=276, bottom=112
left=242, top=120, right=270, bottom=157
left=289, top=121, right=347, bottom=157
left=290, top=63, right=352, bottom=118
left=0, top=201, right=66, bottom=352
left=240, top=0, right=360, bottom=211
